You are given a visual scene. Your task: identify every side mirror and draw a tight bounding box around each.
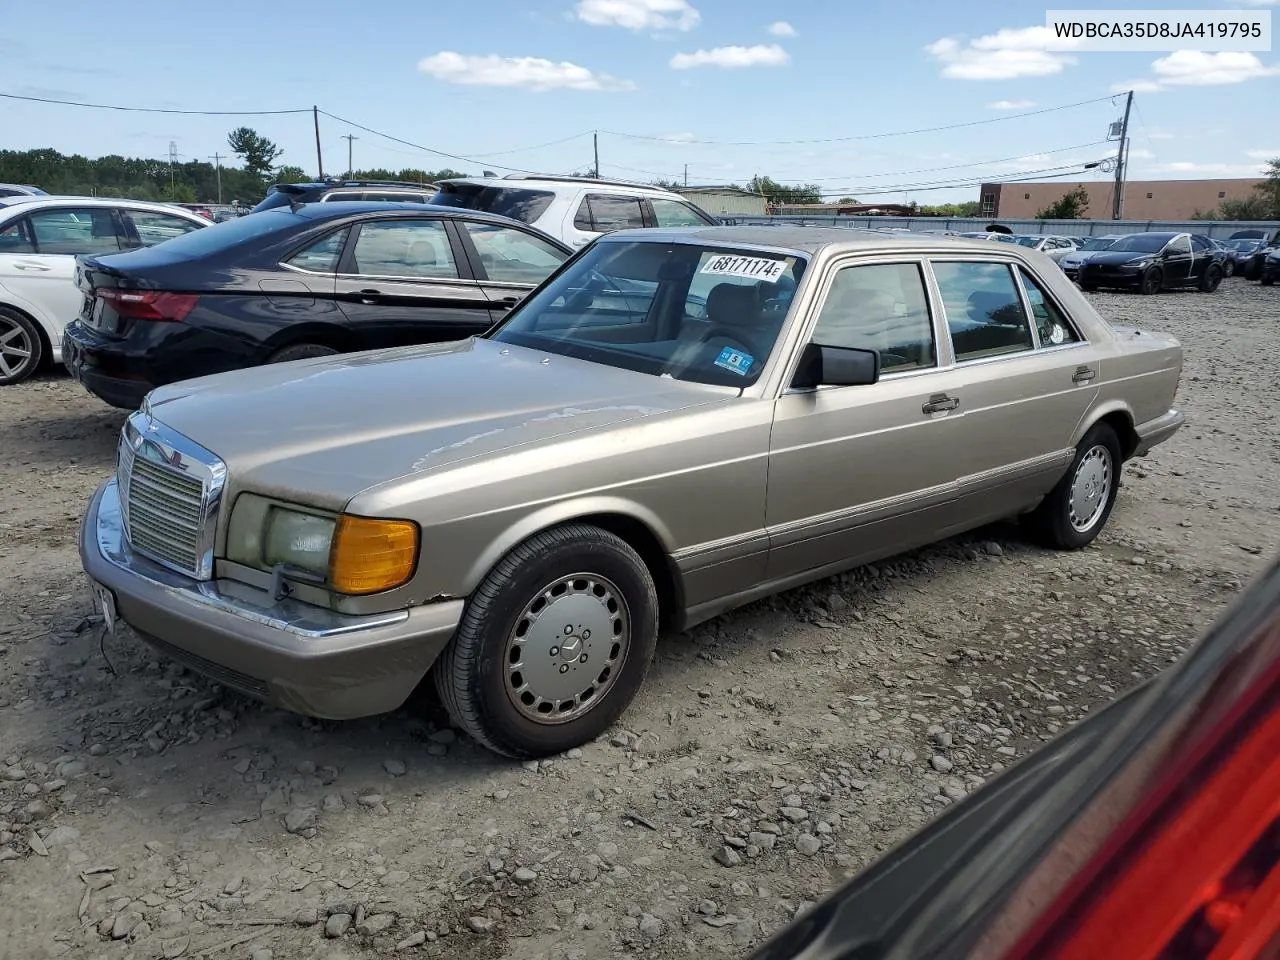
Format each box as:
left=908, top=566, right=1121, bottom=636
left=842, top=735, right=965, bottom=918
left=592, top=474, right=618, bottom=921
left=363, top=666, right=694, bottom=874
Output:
left=791, top=342, right=880, bottom=390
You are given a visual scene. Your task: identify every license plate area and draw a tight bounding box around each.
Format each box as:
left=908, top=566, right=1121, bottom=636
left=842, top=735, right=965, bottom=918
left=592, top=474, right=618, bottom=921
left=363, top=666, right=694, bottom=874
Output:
left=89, top=580, right=117, bottom=634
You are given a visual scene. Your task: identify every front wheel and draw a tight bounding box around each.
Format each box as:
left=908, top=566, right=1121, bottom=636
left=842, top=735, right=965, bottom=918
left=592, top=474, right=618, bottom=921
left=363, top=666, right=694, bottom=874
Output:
left=434, top=524, right=660, bottom=758
left=1224, top=260, right=1236, bottom=278
left=1199, top=264, right=1223, bottom=292
left=1139, top=267, right=1163, bottom=295
left=267, top=342, right=338, bottom=363
left=1024, top=423, right=1122, bottom=550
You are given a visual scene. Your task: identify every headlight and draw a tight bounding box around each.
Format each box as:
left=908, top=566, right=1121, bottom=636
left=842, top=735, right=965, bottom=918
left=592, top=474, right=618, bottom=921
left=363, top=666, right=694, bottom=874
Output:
left=227, top=494, right=419, bottom=595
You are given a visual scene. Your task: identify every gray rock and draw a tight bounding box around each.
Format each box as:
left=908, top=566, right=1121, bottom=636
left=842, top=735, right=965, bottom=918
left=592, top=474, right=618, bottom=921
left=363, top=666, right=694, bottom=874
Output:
left=223, top=875, right=244, bottom=895
left=111, top=910, right=143, bottom=940
left=44, top=825, right=80, bottom=846
left=357, top=913, right=396, bottom=936
left=930, top=755, right=954, bottom=773
left=293, top=908, right=319, bottom=926
left=983, top=541, right=1004, bottom=557
left=795, top=834, right=822, bottom=856
left=396, top=931, right=427, bottom=949
left=382, top=759, right=407, bottom=777
left=381, top=869, right=410, bottom=886
left=250, top=951, right=273, bottom=960
left=713, top=846, right=742, bottom=867
left=512, top=866, right=537, bottom=885
left=747, top=831, right=777, bottom=851
left=325, top=913, right=352, bottom=938
left=467, top=916, right=496, bottom=934
left=283, top=807, right=317, bottom=835
left=58, top=760, right=86, bottom=778
left=779, top=806, right=808, bottom=823
left=0, top=846, right=19, bottom=862
left=426, top=743, right=448, bottom=757
left=553, top=899, right=576, bottom=917
left=323, top=794, right=345, bottom=812
left=428, top=729, right=456, bottom=744
left=24, top=799, right=52, bottom=820
left=596, top=841, right=618, bottom=863
left=698, top=900, right=718, bottom=916
left=1, top=767, right=26, bottom=782
left=639, top=914, right=664, bottom=939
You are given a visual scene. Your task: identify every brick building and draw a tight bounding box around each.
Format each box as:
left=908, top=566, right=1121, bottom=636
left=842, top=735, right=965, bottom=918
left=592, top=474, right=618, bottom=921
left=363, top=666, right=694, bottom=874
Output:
left=978, top=178, right=1266, bottom=220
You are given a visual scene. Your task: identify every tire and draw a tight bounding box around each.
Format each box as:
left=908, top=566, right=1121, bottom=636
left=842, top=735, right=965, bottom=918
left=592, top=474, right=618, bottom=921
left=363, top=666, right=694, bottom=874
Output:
left=1263, top=275, right=1276, bottom=287
left=1025, top=422, right=1123, bottom=551
left=1139, top=267, right=1163, bottom=295
left=1224, top=260, right=1236, bottom=278
left=0, top=307, right=45, bottom=386
left=434, top=524, right=660, bottom=759
left=1198, top=264, right=1223, bottom=293
left=1080, top=283, right=1097, bottom=293
left=266, top=342, right=339, bottom=363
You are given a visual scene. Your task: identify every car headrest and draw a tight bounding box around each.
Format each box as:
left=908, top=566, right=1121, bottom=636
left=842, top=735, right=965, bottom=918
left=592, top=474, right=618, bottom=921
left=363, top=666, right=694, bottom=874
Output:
left=706, top=283, right=759, bottom=326
left=407, top=241, right=436, bottom=266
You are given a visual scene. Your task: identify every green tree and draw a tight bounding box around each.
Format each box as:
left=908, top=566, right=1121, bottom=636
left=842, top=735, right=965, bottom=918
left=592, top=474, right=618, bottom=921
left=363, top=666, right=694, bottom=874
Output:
left=1034, top=185, right=1090, bottom=219
left=746, top=175, right=822, bottom=205
left=274, top=165, right=311, bottom=184
left=227, top=127, right=284, bottom=179
left=1219, top=196, right=1275, bottom=220
left=1253, top=156, right=1280, bottom=217
left=837, top=196, right=858, bottom=204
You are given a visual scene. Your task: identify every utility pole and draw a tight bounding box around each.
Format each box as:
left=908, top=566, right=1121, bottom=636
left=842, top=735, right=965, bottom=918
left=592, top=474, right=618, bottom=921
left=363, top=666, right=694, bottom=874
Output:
left=313, top=106, right=324, bottom=180
left=1112, top=89, right=1134, bottom=221
left=168, top=141, right=178, bottom=198
left=684, top=163, right=688, bottom=187
left=593, top=132, right=599, bottom=178
left=341, top=134, right=358, bottom=179
left=208, top=153, right=224, bottom=204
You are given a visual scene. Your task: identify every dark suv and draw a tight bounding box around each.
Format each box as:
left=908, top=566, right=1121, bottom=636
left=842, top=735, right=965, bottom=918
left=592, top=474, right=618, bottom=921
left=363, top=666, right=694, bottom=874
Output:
left=251, top=180, right=437, bottom=213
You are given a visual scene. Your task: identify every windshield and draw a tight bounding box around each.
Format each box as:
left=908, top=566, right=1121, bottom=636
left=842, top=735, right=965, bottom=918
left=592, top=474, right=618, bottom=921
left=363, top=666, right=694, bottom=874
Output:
left=1077, top=237, right=1117, bottom=251
left=1230, top=239, right=1261, bottom=252
left=1110, top=233, right=1174, bottom=253
left=1011, top=236, right=1042, bottom=247
left=428, top=183, right=555, bottom=224
left=488, top=240, right=807, bottom=387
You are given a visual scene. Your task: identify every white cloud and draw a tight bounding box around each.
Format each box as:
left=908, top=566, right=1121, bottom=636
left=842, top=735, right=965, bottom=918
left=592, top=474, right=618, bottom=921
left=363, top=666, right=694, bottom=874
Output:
left=670, top=43, right=790, bottom=69
left=659, top=131, right=697, bottom=143
left=1246, top=148, right=1280, bottom=159
left=1128, top=147, right=1155, bottom=160
left=1152, top=51, right=1280, bottom=86
left=1111, top=78, right=1162, bottom=93
left=926, top=27, right=1077, bottom=80
left=417, top=52, right=634, bottom=91
left=768, top=20, right=797, bottom=37
left=573, top=0, right=700, bottom=31
left=986, top=99, right=1036, bottom=110
left=1149, top=160, right=1268, bottom=176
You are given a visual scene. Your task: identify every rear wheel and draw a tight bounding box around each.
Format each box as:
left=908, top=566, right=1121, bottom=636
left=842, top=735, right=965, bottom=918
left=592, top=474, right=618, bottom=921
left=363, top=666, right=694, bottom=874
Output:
left=1080, top=282, right=1098, bottom=292
left=1199, top=264, right=1223, bottom=293
left=1025, top=423, right=1122, bottom=550
left=0, top=307, right=44, bottom=386
left=1139, top=267, right=1163, bottom=295
left=1223, top=260, right=1236, bottom=278
left=266, top=342, right=338, bottom=363
left=1263, top=275, right=1276, bottom=286
left=434, top=524, right=659, bottom=759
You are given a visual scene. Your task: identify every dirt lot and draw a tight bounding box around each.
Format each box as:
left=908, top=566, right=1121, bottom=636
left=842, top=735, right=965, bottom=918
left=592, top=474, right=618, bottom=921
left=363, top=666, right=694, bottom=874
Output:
left=1, top=279, right=1278, bottom=960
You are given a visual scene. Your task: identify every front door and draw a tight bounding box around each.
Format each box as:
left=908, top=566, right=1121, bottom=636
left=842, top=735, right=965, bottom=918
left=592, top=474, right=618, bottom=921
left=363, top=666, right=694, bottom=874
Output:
left=766, top=259, right=966, bottom=581
left=1160, top=234, right=1194, bottom=286
left=333, top=218, right=493, bottom=348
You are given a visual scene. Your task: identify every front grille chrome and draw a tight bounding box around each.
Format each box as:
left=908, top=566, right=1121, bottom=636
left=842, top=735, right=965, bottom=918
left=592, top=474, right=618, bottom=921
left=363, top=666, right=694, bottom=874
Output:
left=117, top=412, right=226, bottom=580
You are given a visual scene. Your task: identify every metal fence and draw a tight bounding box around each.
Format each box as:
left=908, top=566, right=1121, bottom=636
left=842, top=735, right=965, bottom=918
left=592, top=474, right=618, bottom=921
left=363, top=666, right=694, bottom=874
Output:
left=715, top=215, right=1280, bottom=241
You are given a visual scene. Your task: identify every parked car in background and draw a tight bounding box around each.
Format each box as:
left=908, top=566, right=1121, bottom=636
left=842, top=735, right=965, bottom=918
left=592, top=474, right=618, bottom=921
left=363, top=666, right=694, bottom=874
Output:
left=1059, top=234, right=1122, bottom=281
left=61, top=201, right=572, bottom=408
left=1209, top=237, right=1241, bottom=276
left=0, top=183, right=49, bottom=198
left=1240, top=237, right=1278, bottom=281
left=1077, top=231, right=1225, bottom=294
left=1260, top=246, right=1280, bottom=285
left=1001, top=234, right=1079, bottom=263
left=0, top=196, right=209, bottom=385
left=250, top=179, right=439, bottom=213
left=1229, top=226, right=1280, bottom=246
left=427, top=173, right=718, bottom=249
left=750, top=552, right=1280, bottom=960
left=79, top=227, right=1183, bottom=758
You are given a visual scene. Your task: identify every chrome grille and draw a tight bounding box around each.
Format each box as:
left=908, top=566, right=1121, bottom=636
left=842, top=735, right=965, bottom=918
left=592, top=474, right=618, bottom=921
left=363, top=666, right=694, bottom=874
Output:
left=117, top=411, right=224, bottom=580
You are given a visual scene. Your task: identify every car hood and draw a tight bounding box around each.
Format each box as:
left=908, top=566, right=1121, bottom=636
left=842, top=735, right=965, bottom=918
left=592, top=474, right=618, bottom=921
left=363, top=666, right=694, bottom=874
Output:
left=143, top=338, right=733, bottom=510
left=1084, top=250, right=1159, bottom=267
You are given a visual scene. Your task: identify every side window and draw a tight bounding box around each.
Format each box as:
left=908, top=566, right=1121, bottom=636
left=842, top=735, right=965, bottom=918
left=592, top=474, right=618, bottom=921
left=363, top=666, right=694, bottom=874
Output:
left=1190, top=235, right=1211, bottom=252
left=650, top=198, right=711, bottom=227
left=1018, top=267, right=1080, bottom=347
left=460, top=222, right=568, bottom=285
left=323, top=191, right=363, bottom=202
left=580, top=195, right=646, bottom=234
left=1168, top=235, right=1191, bottom=255
left=362, top=192, right=425, bottom=203
left=811, top=263, right=936, bottom=374
left=26, top=208, right=121, bottom=255
left=350, top=220, right=458, bottom=280
left=0, top=218, right=36, bottom=254
left=932, top=261, right=1034, bottom=362
left=573, top=197, right=594, bottom=231
left=285, top=227, right=350, bottom=273
left=125, top=209, right=204, bottom=248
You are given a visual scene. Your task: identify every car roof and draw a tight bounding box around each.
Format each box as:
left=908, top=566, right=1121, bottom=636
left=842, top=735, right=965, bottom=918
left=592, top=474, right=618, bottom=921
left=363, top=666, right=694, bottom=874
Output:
left=596, top=224, right=1014, bottom=257
left=0, top=195, right=212, bottom=218
left=286, top=200, right=573, bottom=247
left=438, top=175, right=683, bottom=197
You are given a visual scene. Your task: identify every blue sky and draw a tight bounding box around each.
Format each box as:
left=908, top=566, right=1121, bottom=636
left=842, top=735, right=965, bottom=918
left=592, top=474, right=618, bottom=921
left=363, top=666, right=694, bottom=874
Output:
left=2, top=0, right=1277, bottom=203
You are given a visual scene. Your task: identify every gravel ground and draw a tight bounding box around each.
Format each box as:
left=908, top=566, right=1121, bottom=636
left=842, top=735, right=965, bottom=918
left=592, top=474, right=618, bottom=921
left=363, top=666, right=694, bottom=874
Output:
left=1, top=279, right=1278, bottom=960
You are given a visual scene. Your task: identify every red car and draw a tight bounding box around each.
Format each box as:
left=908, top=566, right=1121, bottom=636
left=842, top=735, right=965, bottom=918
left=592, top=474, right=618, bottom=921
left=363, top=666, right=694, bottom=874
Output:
left=754, top=554, right=1280, bottom=960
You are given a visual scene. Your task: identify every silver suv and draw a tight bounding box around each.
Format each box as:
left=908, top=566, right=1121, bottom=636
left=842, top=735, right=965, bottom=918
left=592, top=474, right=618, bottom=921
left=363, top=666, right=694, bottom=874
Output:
left=428, top=174, right=718, bottom=249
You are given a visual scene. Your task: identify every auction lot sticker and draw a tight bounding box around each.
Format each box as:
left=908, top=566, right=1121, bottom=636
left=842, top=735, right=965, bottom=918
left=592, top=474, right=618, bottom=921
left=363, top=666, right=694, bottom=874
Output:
left=701, top=255, right=786, bottom=283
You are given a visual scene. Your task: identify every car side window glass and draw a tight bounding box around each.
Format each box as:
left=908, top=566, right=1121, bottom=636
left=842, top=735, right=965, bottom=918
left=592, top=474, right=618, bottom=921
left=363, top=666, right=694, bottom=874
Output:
left=1190, top=235, right=1211, bottom=252
left=573, top=197, right=594, bottom=231
left=324, top=191, right=362, bottom=202
left=460, top=222, right=568, bottom=285
left=1018, top=267, right=1080, bottom=347
left=586, top=196, right=646, bottom=233
left=811, top=263, right=936, bottom=373
left=932, top=261, right=1034, bottom=362
left=0, top=218, right=36, bottom=254
left=1168, top=236, right=1191, bottom=255
left=286, top=227, right=350, bottom=273
left=26, top=208, right=121, bottom=255
left=650, top=199, right=709, bottom=227
left=350, top=220, right=458, bottom=279
left=126, top=209, right=204, bottom=247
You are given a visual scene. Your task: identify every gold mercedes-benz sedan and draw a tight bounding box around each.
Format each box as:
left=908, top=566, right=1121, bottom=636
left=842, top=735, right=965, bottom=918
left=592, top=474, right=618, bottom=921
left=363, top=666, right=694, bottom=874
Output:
left=80, top=226, right=1184, bottom=758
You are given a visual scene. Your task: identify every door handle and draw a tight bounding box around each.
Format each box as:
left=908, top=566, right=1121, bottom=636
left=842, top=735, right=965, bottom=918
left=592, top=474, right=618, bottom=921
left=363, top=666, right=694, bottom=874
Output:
left=357, top=287, right=382, bottom=304
left=922, top=393, right=960, bottom=414
left=494, top=295, right=521, bottom=310
left=1072, top=365, right=1097, bottom=384
left=13, top=262, right=50, bottom=272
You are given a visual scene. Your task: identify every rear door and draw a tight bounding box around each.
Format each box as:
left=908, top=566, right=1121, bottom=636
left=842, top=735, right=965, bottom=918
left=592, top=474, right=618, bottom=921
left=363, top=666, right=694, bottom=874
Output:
left=452, top=219, right=571, bottom=323
left=563, top=194, right=646, bottom=250
left=333, top=217, right=493, bottom=348
left=0, top=206, right=125, bottom=343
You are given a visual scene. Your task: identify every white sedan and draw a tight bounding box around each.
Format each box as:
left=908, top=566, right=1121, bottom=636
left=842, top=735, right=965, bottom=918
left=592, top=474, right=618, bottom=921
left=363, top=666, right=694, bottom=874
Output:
left=0, top=196, right=210, bottom=385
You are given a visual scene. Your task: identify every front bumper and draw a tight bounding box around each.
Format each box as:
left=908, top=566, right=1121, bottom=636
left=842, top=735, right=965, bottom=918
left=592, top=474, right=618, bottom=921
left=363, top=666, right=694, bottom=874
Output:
left=1134, top=408, right=1185, bottom=457
left=80, top=479, right=464, bottom=719
left=1078, top=265, right=1143, bottom=288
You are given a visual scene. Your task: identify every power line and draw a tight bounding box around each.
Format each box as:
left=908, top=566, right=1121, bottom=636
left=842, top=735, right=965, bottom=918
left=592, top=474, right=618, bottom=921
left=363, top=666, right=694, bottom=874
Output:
left=317, top=110, right=540, bottom=173
left=465, top=131, right=594, bottom=158
left=818, top=165, right=1116, bottom=199
left=599, top=94, right=1121, bottom=147
left=0, top=91, right=309, bottom=115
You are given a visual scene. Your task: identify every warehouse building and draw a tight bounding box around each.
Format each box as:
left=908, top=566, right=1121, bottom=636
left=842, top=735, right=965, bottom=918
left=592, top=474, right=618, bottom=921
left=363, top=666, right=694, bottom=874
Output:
left=978, top=178, right=1267, bottom=220
left=674, top=186, right=768, bottom=217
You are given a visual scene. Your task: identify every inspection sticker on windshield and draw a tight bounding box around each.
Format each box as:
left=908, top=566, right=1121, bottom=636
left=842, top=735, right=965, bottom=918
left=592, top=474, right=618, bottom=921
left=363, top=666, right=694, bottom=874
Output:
left=714, top=346, right=755, bottom=376
left=700, top=254, right=786, bottom=283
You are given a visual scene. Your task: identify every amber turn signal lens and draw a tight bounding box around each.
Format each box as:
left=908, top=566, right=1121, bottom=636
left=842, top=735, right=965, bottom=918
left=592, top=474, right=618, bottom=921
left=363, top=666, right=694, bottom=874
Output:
left=329, top=515, right=419, bottom=595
